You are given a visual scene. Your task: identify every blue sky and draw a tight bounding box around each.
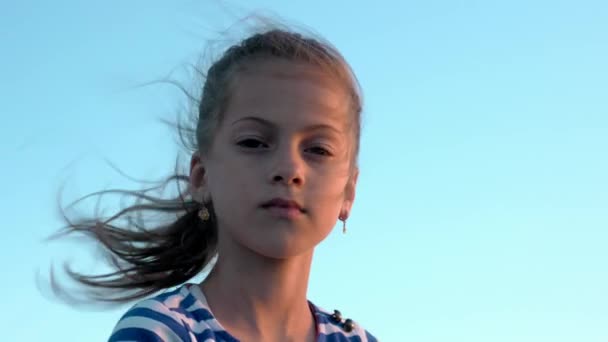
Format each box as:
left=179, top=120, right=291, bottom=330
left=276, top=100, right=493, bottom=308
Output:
left=2, top=0, right=607, bottom=340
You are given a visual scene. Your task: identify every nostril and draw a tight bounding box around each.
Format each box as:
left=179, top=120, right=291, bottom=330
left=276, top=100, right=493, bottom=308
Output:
left=271, top=174, right=302, bottom=185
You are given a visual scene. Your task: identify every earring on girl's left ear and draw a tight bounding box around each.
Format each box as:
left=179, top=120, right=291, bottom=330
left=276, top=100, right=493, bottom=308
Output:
left=339, top=213, right=348, bottom=234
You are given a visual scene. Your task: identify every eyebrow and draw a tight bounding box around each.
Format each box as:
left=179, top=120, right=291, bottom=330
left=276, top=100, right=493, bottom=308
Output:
left=231, top=116, right=343, bottom=135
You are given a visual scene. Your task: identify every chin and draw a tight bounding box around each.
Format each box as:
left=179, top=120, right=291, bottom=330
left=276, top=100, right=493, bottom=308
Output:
left=245, top=234, right=317, bottom=260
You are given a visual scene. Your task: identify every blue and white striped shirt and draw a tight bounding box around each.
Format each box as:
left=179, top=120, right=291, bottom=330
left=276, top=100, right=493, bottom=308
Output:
left=109, top=284, right=378, bottom=342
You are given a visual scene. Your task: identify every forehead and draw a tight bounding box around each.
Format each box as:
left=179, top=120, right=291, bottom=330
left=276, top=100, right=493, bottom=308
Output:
left=224, top=60, right=351, bottom=128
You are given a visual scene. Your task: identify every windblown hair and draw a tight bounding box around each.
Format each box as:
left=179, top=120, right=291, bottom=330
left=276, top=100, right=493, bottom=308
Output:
left=53, top=27, right=363, bottom=303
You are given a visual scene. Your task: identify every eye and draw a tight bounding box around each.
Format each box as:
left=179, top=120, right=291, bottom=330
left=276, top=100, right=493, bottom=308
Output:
left=306, top=146, right=333, bottom=156
left=237, top=138, right=268, bottom=149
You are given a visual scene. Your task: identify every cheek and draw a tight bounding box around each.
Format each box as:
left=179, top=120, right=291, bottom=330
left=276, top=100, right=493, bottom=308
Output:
left=208, top=160, right=257, bottom=204
left=308, top=174, right=349, bottom=213
left=206, top=169, right=257, bottom=239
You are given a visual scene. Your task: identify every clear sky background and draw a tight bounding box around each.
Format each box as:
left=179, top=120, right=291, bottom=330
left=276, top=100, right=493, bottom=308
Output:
left=2, top=0, right=607, bottom=341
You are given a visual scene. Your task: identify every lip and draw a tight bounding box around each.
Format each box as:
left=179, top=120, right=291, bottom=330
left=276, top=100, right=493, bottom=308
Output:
left=260, top=198, right=305, bottom=212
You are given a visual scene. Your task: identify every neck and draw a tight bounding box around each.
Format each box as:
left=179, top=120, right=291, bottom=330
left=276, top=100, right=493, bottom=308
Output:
left=199, top=239, right=316, bottom=341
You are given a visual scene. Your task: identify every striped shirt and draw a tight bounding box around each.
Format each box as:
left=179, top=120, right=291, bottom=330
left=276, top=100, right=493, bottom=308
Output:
left=109, top=284, right=377, bottom=342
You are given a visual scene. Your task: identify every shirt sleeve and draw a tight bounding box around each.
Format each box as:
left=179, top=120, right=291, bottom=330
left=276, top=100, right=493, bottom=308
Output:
left=108, top=299, right=193, bottom=342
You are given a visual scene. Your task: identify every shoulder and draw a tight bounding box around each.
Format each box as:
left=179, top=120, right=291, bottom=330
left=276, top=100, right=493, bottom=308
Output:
left=108, top=284, right=220, bottom=342
left=311, top=303, right=379, bottom=342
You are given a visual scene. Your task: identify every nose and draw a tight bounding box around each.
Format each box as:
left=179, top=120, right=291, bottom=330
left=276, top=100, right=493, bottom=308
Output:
left=269, top=145, right=304, bottom=186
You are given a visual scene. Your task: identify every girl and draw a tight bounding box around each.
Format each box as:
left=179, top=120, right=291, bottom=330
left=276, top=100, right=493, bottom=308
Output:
left=59, top=27, right=377, bottom=342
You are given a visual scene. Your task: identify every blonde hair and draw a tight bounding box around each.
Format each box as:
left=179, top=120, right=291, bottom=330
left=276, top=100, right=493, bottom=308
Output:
left=54, top=28, right=362, bottom=303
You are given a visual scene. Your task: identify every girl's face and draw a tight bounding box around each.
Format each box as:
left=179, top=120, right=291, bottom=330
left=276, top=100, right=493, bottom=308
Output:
left=193, top=60, right=358, bottom=259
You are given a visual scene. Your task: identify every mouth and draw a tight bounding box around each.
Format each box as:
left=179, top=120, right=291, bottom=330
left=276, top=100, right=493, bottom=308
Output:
left=260, top=198, right=305, bottom=213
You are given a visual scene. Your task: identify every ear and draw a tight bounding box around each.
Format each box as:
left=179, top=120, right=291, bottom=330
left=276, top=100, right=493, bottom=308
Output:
left=189, top=152, right=207, bottom=202
left=340, top=168, right=359, bottom=219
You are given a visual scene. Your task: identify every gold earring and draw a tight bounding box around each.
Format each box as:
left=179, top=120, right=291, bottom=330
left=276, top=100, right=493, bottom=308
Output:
left=198, top=205, right=210, bottom=221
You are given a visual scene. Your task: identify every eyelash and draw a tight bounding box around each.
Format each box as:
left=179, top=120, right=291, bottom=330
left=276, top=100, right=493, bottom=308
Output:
left=306, top=146, right=332, bottom=156
left=236, top=138, right=333, bottom=157
left=237, top=138, right=268, bottom=149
